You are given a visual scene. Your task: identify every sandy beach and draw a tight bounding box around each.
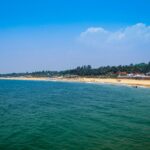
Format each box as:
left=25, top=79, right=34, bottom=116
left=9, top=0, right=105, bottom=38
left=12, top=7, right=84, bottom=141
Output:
left=0, top=77, right=150, bottom=88
left=52, top=77, right=150, bottom=88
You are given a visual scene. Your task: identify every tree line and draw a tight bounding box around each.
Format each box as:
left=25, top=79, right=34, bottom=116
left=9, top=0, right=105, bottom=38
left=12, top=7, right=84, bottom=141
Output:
left=0, top=62, right=150, bottom=77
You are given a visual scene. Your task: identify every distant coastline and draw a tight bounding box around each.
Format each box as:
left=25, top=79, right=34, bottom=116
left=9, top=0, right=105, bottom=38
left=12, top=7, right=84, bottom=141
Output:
left=1, top=76, right=150, bottom=88
left=1, top=62, right=150, bottom=88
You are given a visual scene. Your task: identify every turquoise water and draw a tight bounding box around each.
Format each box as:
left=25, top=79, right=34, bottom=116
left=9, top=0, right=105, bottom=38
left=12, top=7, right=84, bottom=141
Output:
left=0, top=80, right=150, bottom=150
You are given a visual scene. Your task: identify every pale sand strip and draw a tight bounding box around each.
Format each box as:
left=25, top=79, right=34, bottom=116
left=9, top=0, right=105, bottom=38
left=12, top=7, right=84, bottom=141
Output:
left=0, top=77, right=150, bottom=88
left=52, top=77, right=150, bottom=88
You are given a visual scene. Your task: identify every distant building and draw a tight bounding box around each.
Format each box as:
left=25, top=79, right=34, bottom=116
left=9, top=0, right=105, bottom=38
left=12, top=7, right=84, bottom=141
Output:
left=146, top=72, right=150, bottom=76
left=118, top=72, right=149, bottom=79
left=127, top=73, right=134, bottom=78
left=117, top=72, right=128, bottom=77
left=132, top=73, right=145, bottom=78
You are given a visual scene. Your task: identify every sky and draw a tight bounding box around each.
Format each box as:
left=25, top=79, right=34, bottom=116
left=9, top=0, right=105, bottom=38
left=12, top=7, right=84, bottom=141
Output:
left=0, top=0, right=150, bottom=73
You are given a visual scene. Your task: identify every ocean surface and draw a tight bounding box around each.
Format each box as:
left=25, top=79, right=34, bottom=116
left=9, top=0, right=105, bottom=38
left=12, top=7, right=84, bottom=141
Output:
left=0, top=80, right=150, bottom=150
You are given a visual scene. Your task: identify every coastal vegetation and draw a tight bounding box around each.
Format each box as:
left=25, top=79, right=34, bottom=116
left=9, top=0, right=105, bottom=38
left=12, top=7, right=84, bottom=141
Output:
left=0, top=62, right=150, bottom=78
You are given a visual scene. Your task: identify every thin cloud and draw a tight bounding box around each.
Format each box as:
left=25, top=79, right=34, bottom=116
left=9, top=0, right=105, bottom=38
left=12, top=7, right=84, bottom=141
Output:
left=79, top=23, right=150, bottom=51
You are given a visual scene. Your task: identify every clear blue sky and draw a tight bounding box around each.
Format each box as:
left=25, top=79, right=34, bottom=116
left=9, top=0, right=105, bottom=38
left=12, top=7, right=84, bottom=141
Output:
left=0, top=0, right=150, bottom=73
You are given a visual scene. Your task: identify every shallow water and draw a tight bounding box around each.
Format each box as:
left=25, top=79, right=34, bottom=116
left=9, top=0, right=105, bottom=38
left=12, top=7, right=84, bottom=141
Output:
left=0, top=80, right=150, bottom=150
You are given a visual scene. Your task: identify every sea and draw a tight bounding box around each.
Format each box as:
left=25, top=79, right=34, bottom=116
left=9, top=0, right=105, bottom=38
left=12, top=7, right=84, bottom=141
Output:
left=0, top=79, right=150, bottom=150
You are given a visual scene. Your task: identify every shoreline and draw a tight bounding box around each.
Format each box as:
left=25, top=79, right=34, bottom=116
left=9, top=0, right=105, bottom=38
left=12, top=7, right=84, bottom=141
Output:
left=0, top=77, right=150, bottom=88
